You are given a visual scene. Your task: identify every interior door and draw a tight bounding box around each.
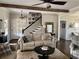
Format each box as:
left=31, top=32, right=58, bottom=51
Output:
left=60, top=21, right=66, bottom=40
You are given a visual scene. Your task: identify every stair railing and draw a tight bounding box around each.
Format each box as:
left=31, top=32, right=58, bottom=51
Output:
left=22, top=16, right=42, bottom=34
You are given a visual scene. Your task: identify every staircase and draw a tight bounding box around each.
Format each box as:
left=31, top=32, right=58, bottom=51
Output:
left=22, top=12, right=43, bottom=39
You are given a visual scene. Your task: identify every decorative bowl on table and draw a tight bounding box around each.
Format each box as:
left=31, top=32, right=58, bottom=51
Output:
left=41, top=45, right=48, bottom=50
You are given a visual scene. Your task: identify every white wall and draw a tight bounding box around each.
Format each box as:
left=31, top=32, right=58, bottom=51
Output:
left=9, top=12, right=28, bottom=39
left=0, top=7, right=9, bottom=32
left=10, top=11, right=58, bottom=39
left=10, top=11, right=42, bottom=39
left=0, top=7, right=10, bottom=41
left=42, top=13, right=58, bottom=38
left=59, top=13, right=79, bottom=40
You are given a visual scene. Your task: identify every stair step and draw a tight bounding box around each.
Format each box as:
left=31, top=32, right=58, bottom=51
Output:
left=29, top=26, right=42, bottom=34
left=38, top=26, right=42, bottom=28
left=31, top=31, right=36, bottom=33
left=30, top=31, right=36, bottom=34
left=35, top=28, right=41, bottom=30
left=35, top=29, right=39, bottom=31
left=32, top=30, right=36, bottom=32
left=35, top=29, right=39, bottom=30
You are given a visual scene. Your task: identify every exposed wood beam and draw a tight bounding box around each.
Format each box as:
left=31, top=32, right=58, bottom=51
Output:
left=0, top=3, right=69, bottom=12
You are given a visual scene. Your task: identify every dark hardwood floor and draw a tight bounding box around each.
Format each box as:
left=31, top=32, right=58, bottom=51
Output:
left=56, top=39, right=71, bottom=58
left=56, top=39, right=78, bottom=59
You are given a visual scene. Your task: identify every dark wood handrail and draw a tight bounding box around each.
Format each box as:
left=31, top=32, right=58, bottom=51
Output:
left=22, top=16, right=42, bottom=33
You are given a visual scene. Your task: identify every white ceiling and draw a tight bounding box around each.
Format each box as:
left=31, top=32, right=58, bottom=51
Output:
left=0, top=0, right=79, bottom=10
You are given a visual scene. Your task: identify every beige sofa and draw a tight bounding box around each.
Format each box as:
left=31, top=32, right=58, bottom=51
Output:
left=18, top=33, right=57, bottom=51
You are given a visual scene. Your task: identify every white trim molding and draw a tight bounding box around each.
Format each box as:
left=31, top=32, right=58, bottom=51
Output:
left=70, top=6, right=79, bottom=13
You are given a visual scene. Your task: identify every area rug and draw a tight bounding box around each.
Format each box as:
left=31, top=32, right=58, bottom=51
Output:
left=17, top=48, right=69, bottom=59
left=0, top=51, right=16, bottom=59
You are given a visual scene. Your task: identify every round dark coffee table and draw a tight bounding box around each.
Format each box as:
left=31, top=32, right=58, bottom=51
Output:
left=34, top=45, right=55, bottom=59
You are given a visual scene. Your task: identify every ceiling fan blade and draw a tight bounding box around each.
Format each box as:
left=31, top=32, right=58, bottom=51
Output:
left=51, top=1, right=67, bottom=5
left=32, top=2, right=45, bottom=6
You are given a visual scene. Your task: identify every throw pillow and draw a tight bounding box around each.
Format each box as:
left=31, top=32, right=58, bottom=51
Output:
left=22, top=36, right=29, bottom=43
left=73, top=44, right=79, bottom=50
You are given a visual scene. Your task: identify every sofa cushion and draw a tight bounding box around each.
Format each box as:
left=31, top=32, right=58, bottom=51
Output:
left=26, top=34, right=33, bottom=42
left=23, top=41, right=34, bottom=47
left=33, top=33, right=41, bottom=41
left=42, top=33, right=51, bottom=40
left=34, top=41, right=44, bottom=46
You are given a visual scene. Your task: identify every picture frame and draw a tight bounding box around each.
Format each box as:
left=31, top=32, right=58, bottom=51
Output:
left=45, top=22, right=54, bottom=33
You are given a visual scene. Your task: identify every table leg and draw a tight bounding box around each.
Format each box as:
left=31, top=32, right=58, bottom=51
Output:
left=38, top=55, right=49, bottom=59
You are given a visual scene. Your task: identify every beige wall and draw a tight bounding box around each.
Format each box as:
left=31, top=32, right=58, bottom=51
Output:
left=9, top=11, right=58, bottom=39
left=10, top=11, right=42, bottom=39
left=9, top=12, right=28, bottom=39
left=42, top=13, right=58, bottom=38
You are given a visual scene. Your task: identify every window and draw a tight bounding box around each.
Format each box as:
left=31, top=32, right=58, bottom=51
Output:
left=74, top=23, right=79, bottom=28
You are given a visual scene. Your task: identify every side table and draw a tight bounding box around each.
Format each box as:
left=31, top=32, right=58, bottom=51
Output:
left=9, top=39, right=18, bottom=51
left=10, top=43, right=18, bottom=51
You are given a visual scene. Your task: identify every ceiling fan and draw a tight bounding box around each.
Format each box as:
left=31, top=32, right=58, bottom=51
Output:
left=32, top=0, right=67, bottom=6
